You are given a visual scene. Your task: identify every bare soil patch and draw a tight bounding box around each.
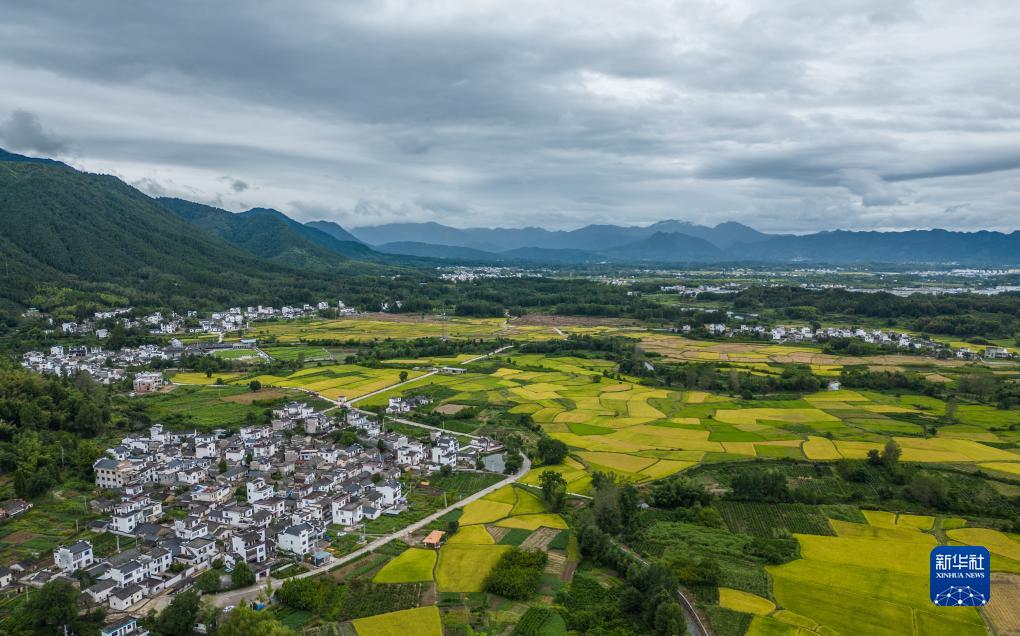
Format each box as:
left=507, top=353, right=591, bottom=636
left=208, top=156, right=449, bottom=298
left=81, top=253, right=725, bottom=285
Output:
left=520, top=527, right=559, bottom=551
left=2, top=531, right=37, bottom=544
left=435, top=403, right=468, bottom=415
left=485, top=525, right=510, bottom=542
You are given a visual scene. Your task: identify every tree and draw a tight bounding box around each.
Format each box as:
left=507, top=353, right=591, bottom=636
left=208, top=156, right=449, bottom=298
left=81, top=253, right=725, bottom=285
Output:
left=249, top=379, right=262, bottom=392
left=653, top=600, right=686, bottom=636
left=231, top=561, right=255, bottom=588
left=195, top=569, right=222, bottom=593
left=399, top=370, right=409, bottom=382
left=218, top=606, right=295, bottom=636
left=74, top=439, right=103, bottom=477
left=866, top=449, right=883, bottom=465
left=539, top=470, right=567, bottom=512
left=882, top=439, right=902, bottom=470
left=156, top=589, right=202, bottom=636
left=907, top=472, right=948, bottom=507
left=14, top=580, right=83, bottom=634
left=731, top=469, right=789, bottom=502
left=504, top=451, right=523, bottom=474
left=650, top=476, right=710, bottom=508
left=73, top=400, right=102, bottom=436
left=536, top=437, right=568, bottom=465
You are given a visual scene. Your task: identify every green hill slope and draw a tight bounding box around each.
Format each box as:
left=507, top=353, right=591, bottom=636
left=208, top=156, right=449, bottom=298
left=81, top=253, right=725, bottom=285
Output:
left=0, top=155, right=402, bottom=314
left=157, top=198, right=378, bottom=268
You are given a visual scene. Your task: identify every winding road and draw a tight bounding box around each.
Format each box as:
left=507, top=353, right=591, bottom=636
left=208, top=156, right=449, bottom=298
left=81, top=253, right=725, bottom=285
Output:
left=208, top=453, right=531, bottom=608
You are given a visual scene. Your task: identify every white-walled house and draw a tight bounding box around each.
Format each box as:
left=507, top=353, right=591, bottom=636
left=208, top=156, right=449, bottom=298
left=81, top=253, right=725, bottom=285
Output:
left=376, top=480, right=403, bottom=507
left=278, top=523, right=315, bottom=556
left=332, top=501, right=364, bottom=527
left=246, top=478, right=274, bottom=503
left=109, top=584, right=145, bottom=611
left=53, top=540, right=94, bottom=572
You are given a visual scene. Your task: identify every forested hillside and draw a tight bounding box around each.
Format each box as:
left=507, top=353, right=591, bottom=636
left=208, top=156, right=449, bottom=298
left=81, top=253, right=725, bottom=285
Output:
left=0, top=159, right=407, bottom=316
left=158, top=198, right=378, bottom=267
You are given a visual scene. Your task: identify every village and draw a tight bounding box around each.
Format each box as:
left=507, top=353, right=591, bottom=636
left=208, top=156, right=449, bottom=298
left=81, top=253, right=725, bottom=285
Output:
left=0, top=395, right=508, bottom=634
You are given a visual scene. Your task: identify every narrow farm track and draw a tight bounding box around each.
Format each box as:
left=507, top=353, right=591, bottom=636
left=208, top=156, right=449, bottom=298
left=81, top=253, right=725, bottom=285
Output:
left=609, top=538, right=712, bottom=636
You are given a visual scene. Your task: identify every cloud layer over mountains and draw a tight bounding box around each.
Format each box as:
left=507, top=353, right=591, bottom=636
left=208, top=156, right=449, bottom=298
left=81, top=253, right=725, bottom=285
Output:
left=1, top=1, right=1018, bottom=232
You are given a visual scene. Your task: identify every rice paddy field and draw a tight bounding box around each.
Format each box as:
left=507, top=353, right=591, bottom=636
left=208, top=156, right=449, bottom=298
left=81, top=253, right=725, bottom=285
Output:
left=245, top=315, right=514, bottom=342
left=636, top=333, right=984, bottom=380
left=351, top=605, right=442, bottom=636
left=752, top=513, right=990, bottom=636
left=261, top=345, right=334, bottom=362
left=435, top=485, right=569, bottom=592
left=173, top=364, right=427, bottom=402
left=357, top=358, right=1020, bottom=486
left=371, top=484, right=570, bottom=596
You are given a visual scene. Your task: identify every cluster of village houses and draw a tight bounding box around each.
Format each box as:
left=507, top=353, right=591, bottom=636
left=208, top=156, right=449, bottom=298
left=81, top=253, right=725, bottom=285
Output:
left=671, top=322, right=1013, bottom=360
left=0, top=402, right=501, bottom=632
left=25, top=299, right=359, bottom=341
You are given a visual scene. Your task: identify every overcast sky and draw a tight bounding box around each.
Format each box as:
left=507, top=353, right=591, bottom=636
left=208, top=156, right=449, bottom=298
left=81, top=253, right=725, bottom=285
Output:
left=1, top=1, right=1018, bottom=233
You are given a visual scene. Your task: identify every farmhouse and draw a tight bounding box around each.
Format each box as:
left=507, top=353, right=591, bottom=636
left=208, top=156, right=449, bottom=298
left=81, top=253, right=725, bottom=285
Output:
left=53, top=540, right=95, bottom=572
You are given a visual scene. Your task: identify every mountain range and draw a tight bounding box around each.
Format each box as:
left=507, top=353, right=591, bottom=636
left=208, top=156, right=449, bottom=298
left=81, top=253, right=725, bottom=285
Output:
left=4, top=145, right=1020, bottom=312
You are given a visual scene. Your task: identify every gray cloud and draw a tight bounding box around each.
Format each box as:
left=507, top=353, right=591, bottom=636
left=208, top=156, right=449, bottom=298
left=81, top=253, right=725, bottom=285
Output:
left=0, top=1, right=1018, bottom=233
left=219, top=176, right=250, bottom=192
left=0, top=109, right=68, bottom=154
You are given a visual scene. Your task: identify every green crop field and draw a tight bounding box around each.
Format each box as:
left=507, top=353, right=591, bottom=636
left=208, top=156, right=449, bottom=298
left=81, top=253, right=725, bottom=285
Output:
left=714, top=502, right=835, bottom=537
left=212, top=347, right=262, bottom=360
left=262, top=345, right=334, bottom=362
left=245, top=364, right=426, bottom=401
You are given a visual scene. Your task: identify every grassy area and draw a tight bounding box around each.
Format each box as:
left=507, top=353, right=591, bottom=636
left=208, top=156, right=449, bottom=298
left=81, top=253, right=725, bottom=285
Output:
left=262, top=345, right=335, bottom=362
left=128, top=384, right=298, bottom=429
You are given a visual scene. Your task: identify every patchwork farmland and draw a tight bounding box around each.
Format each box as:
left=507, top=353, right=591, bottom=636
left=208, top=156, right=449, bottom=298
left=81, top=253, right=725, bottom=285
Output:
left=357, top=355, right=1020, bottom=485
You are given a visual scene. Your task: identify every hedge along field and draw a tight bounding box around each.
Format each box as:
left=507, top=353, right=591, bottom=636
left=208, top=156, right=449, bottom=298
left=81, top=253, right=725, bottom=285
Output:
left=761, top=514, right=987, bottom=636
left=351, top=605, right=442, bottom=636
